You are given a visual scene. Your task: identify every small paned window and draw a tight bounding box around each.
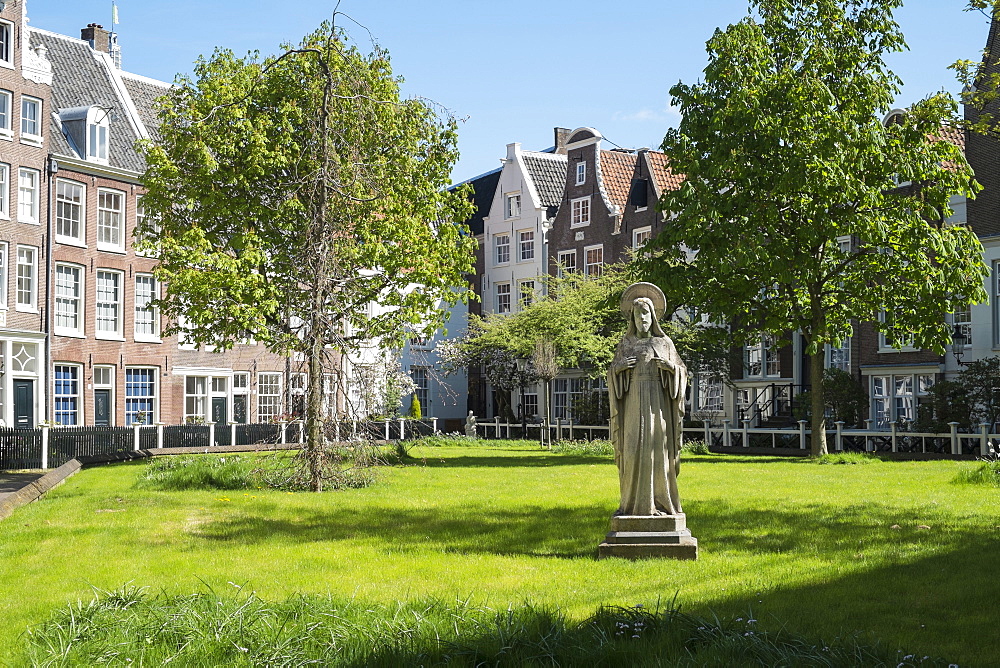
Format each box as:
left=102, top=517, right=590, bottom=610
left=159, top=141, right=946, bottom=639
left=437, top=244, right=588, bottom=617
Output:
left=134, top=274, right=158, bottom=338
left=18, top=168, right=38, bottom=223
left=494, top=233, right=510, bottom=265
left=54, top=263, right=82, bottom=332
left=0, top=163, right=8, bottom=217
left=88, top=122, right=108, bottom=161
left=20, top=96, right=41, bottom=139
left=495, top=282, right=511, bottom=314
left=96, top=270, right=123, bottom=337
left=557, top=250, right=576, bottom=277
left=518, top=230, right=534, bottom=261
left=54, top=365, right=81, bottom=425
left=518, top=280, right=534, bottom=308
left=16, top=246, right=36, bottom=311
left=126, top=368, right=157, bottom=425
left=258, top=373, right=282, bottom=421
left=0, top=90, right=11, bottom=133
left=575, top=162, right=586, bottom=185
left=55, top=180, right=85, bottom=243
left=97, top=189, right=124, bottom=250
left=584, top=245, right=603, bottom=277
left=505, top=194, right=521, bottom=219
left=571, top=197, right=590, bottom=227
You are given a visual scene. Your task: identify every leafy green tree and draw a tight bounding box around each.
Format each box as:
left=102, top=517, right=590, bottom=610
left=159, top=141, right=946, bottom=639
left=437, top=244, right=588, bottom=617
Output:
left=645, top=0, right=987, bottom=455
left=408, top=394, right=422, bottom=420
left=793, top=368, right=869, bottom=428
left=915, top=380, right=973, bottom=434
left=139, top=23, right=475, bottom=490
left=955, top=357, right=1000, bottom=428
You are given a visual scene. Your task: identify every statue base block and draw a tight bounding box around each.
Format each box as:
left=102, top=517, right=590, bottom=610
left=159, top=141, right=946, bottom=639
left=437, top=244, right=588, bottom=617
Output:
left=597, top=514, right=698, bottom=560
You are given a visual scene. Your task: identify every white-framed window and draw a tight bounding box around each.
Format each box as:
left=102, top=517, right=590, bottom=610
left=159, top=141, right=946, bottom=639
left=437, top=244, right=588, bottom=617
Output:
left=505, top=193, right=521, bottom=219
left=495, top=282, right=511, bottom=314
left=0, top=162, right=8, bottom=217
left=0, top=242, right=8, bottom=308
left=53, top=262, right=82, bottom=334
left=0, top=21, right=11, bottom=68
left=552, top=377, right=587, bottom=421
left=0, top=90, right=11, bottom=137
left=185, top=376, right=208, bottom=422
left=258, top=372, right=282, bottom=421
left=522, top=391, right=539, bottom=419
left=871, top=373, right=934, bottom=428
left=878, top=310, right=915, bottom=351
left=518, top=280, right=535, bottom=308
left=494, top=233, right=510, bottom=265
left=584, top=244, right=603, bottom=277
left=134, top=196, right=159, bottom=257
left=126, top=367, right=157, bottom=425
left=557, top=249, right=576, bottom=277
left=953, top=307, right=972, bottom=347
left=88, top=119, right=109, bottom=162
left=16, top=245, right=36, bottom=312
left=54, top=364, right=82, bottom=426
left=697, top=376, right=724, bottom=412
left=826, top=337, right=851, bottom=372
left=134, top=273, right=158, bottom=340
left=571, top=197, right=591, bottom=227
left=97, top=188, right=125, bottom=251
left=20, top=96, right=41, bottom=143
left=745, top=337, right=780, bottom=378
left=233, top=372, right=249, bottom=392
left=17, top=167, right=38, bottom=224
left=411, top=367, right=429, bottom=411
left=55, top=179, right=85, bottom=244
left=633, top=226, right=652, bottom=249
left=518, top=229, right=534, bottom=261
left=96, top=270, right=123, bottom=338
left=575, top=161, right=586, bottom=185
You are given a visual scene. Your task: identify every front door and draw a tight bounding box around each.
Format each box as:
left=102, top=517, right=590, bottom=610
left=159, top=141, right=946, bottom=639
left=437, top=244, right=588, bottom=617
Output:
left=94, top=389, right=111, bottom=426
left=13, top=380, right=33, bottom=428
left=233, top=395, right=247, bottom=423
left=211, top=396, right=228, bottom=425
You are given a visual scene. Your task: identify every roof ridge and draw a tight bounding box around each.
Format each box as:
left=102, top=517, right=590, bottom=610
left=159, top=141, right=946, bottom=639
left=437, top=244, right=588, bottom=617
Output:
left=28, top=26, right=89, bottom=44
left=120, top=70, right=172, bottom=88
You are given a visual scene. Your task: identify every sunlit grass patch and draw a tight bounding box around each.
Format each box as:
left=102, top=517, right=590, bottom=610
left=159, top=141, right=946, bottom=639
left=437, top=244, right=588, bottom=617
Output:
left=814, top=452, right=883, bottom=465
left=953, top=458, right=1000, bottom=486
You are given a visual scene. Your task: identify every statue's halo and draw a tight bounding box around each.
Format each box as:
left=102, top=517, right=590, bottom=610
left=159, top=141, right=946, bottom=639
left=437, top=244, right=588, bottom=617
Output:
left=620, top=282, right=666, bottom=320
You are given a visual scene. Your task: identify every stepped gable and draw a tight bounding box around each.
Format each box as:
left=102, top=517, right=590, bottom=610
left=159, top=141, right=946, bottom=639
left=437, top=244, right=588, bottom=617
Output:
left=521, top=151, right=567, bottom=216
left=599, top=149, right=638, bottom=212
left=644, top=150, right=684, bottom=193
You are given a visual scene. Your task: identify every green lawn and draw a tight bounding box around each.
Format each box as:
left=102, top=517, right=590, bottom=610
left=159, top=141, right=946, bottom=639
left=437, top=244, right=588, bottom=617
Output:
left=2, top=444, right=998, bottom=665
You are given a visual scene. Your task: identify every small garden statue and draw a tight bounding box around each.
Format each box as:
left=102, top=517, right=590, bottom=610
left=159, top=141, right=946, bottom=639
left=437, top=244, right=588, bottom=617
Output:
left=598, top=282, right=697, bottom=559
left=465, top=411, right=477, bottom=438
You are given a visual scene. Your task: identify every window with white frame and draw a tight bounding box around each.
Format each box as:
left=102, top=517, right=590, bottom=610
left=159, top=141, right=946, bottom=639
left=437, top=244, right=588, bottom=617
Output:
left=20, top=96, right=41, bottom=142
left=55, top=179, right=85, bottom=244
left=0, top=163, right=8, bottom=217
left=288, top=373, right=305, bottom=416
left=745, top=337, right=780, bottom=377
left=552, top=378, right=587, bottom=421
left=54, top=262, right=82, bottom=333
left=0, top=90, right=10, bottom=136
left=584, top=245, right=603, bottom=277
left=18, top=168, right=38, bottom=223
left=518, top=280, right=534, bottom=308
left=411, top=367, right=429, bottom=411
left=134, top=197, right=159, bottom=257
left=95, top=270, right=123, bottom=337
left=54, top=364, right=81, bottom=425
left=0, top=242, right=7, bottom=308
left=571, top=197, right=590, bottom=227
left=125, top=367, right=157, bottom=425
left=953, top=307, right=972, bottom=347
left=495, top=282, right=511, bottom=314
left=522, top=391, right=539, bottom=419
left=697, top=376, right=724, bottom=412
left=575, top=161, right=586, bottom=185
left=878, top=310, right=915, bottom=350
left=826, top=337, right=851, bottom=372
left=505, top=193, right=521, bottom=219
left=134, top=273, right=158, bottom=339
left=518, top=229, right=534, bottom=261
left=233, top=372, right=249, bottom=392
left=633, top=226, right=652, bottom=249
left=557, top=249, right=576, bottom=276
left=0, top=21, right=10, bottom=67
left=258, top=372, right=282, bottom=421
left=16, top=246, right=36, bottom=312
left=88, top=118, right=109, bottom=161
left=185, top=376, right=208, bottom=422
left=871, top=373, right=934, bottom=428
left=97, top=189, right=124, bottom=251
left=494, top=233, right=510, bottom=265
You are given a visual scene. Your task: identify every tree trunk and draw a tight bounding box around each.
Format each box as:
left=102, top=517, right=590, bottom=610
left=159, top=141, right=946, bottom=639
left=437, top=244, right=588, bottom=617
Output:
left=305, top=306, right=326, bottom=492
left=809, top=347, right=828, bottom=456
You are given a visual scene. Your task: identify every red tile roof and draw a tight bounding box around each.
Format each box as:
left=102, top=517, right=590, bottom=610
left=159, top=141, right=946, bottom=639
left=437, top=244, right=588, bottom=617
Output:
left=599, top=149, right=638, bottom=212
left=644, top=151, right=685, bottom=193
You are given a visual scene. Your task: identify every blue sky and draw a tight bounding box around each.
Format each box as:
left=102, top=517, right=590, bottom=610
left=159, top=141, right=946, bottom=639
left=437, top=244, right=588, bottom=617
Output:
left=25, top=0, right=992, bottom=180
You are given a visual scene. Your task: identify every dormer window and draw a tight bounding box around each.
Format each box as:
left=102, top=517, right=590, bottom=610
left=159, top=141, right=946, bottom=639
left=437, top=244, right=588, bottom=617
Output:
left=58, top=106, right=110, bottom=164
left=0, top=20, right=12, bottom=68
left=576, top=161, right=586, bottom=185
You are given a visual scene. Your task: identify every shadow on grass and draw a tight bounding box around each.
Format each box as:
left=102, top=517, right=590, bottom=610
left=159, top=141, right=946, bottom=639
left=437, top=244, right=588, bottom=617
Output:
left=410, top=454, right=611, bottom=468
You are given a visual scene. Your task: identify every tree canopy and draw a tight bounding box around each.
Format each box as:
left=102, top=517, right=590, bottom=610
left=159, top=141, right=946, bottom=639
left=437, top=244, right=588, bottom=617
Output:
left=643, top=0, right=988, bottom=454
left=139, top=23, right=475, bottom=488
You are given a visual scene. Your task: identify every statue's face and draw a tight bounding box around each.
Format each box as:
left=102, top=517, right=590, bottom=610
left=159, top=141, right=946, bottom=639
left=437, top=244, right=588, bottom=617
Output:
left=633, top=302, right=653, bottom=333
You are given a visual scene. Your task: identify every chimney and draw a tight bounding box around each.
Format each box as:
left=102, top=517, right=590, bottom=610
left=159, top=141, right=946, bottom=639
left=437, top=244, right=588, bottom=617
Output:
left=81, top=24, right=109, bottom=53
left=553, top=127, right=571, bottom=155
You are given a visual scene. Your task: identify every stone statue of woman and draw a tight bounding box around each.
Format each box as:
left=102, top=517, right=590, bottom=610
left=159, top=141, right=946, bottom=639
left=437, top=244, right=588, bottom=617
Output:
left=607, top=282, right=687, bottom=517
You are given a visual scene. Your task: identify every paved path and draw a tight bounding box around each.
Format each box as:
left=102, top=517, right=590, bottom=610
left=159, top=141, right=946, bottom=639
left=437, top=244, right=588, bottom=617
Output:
left=0, top=472, right=44, bottom=504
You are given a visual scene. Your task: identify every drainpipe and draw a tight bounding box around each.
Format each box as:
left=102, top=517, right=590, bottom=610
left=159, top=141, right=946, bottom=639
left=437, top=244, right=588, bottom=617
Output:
left=44, top=157, right=58, bottom=425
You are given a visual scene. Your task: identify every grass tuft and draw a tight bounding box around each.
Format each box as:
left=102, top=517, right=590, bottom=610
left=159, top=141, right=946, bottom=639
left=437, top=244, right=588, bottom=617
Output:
left=551, top=439, right=614, bottom=456
left=21, top=587, right=953, bottom=667
left=954, top=459, right=1000, bottom=486
left=814, top=452, right=882, bottom=465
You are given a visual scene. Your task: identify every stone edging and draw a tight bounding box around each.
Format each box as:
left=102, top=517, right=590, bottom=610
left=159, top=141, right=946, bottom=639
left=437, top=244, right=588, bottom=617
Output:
left=0, top=443, right=302, bottom=522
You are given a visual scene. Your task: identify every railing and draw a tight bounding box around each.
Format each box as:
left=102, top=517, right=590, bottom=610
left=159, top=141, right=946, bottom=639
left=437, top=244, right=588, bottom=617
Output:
left=684, top=420, right=1000, bottom=457
left=737, top=383, right=801, bottom=427
left=472, top=417, right=610, bottom=442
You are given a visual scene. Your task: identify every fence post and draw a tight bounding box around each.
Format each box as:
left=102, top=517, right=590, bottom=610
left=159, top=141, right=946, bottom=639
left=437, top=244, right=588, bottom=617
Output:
left=703, top=421, right=711, bottom=449
left=279, top=420, right=287, bottom=445
left=384, top=419, right=389, bottom=441
left=555, top=417, right=562, bottom=442
left=890, top=421, right=898, bottom=453
left=981, top=423, right=991, bottom=457
left=156, top=422, right=164, bottom=449
left=864, top=419, right=873, bottom=452
left=399, top=417, right=405, bottom=441
left=569, top=419, right=574, bottom=441
left=723, top=419, right=731, bottom=448
left=40, top=424, right=49, bottom=470
left=798, top=420, right=807, bottom=450
left=948, top=422, right=960, bottom=456
left=835, top=421, right=844, bottom=452
left=231, top=422, right=237, bottom=447
left=742, top=419, right=751, bottom=448
left=297, top=420, right=304, bottom=444
left=334, top=419, right=340, bottom=442
left=208, top=422, right=216, bottom=448
left=432, top=417, right=438, bottom=434
left=133, top=424, right=141, bottom=452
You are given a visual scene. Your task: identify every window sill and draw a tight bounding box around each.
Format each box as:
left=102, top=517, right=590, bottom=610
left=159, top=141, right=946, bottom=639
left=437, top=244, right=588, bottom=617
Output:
left=0, top=61, right=12, bottom=70
left=516, top=258, right=535, bottom=264
left=570, top=222, right=591, bottom=229
left=0, top=213, right=9, bottom=221
left=54, top=330, right=85, bottom=339
left=95, top=333, right=126, bottom=342
left=96, top=245, right=126, bottom=255
left=877, top=347, right=919, bottom=354
left=0, top=131, right=11, bottom=142
left=134, top=335, right=162, bottom=344
left=55, top=238, right=87, bottom=249
left=19, top=135, right=43, bottom=148
left=18, top=218, right=39, bottom=225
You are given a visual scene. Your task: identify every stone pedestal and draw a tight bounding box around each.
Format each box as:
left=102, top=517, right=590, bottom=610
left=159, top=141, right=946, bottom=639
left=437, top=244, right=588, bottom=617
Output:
left=597, top=514, right=698, bottom=560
